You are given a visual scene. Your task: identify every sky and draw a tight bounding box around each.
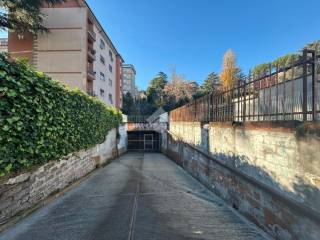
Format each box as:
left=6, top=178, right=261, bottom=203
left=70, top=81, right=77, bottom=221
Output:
left=1, top=0, right=320, bottom=90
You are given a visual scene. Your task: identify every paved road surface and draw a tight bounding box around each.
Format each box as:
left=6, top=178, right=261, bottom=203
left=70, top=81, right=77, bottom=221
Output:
left=0, top=153, right=271, bottom=240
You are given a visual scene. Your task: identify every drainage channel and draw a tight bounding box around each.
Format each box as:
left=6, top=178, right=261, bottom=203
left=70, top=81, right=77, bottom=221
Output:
left=128, top=181, right=140, bottom=240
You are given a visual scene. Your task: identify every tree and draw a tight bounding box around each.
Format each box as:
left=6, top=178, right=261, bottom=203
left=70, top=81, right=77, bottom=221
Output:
left=146, top=72, right=168, bottom=108
left=252, top=63, right=270, bottom=78
left=202, top=72, right=220, bottom=93
left=220, top=49, right=241, bottom=89
left=272, top=54, right=300, bottom=69
left=163, top=68, right=199, bottom=109
left=0, top=0, right=65, bottom=34
left=121, top=92, right=135, bottom=115
left=303, top=40, right=320, bottom=51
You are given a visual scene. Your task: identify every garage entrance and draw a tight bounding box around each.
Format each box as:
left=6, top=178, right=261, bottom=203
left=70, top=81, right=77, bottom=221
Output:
left=127, top=131, right=161, bottom=152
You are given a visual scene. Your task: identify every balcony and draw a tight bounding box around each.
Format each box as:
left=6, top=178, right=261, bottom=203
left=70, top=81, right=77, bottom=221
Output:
left=88, top=29, right=96, bottom=42
left=87, top=69, right=96, bottom=80
left=88, top=49, right=96, bottom=62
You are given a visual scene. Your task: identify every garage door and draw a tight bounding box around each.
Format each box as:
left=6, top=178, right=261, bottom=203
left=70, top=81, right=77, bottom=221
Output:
left=127, top=131, right=161, bottom=152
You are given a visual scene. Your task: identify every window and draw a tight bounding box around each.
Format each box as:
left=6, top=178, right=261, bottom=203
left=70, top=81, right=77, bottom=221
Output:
left=100, top=55, right=105, bottom=65
left=109, top=64, right=112, bottom=73
left=100, top=89, right=105, bottom=97
left=100, top=39, right=105, bottom=49
left=108, top=79, right=112, bottom=86
left=109, top=50, right=114, bottom=62
left=100, top=72, right=105, bottom=81
left=109, top=94, right=113, bottom=104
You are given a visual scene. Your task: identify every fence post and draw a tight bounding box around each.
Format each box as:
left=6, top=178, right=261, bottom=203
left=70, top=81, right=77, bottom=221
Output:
left=243, top=81, right=246, bottom=122
left=302, top=49, right=308, bottom=121
left=311, top=50, right=316, bottom=121
left=238, top=80, right=241, bottom=122
left=312, top=42, right=319, bottom=121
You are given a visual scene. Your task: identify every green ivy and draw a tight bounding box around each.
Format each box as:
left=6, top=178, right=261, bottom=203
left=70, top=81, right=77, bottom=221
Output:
left=0, top=53, right=122, bottom=177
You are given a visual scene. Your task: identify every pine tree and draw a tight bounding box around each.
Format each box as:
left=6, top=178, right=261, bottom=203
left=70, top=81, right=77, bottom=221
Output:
left=201, top=72, right=220, bottom=94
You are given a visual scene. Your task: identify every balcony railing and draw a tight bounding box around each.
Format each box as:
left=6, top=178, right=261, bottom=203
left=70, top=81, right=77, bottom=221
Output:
left=88, top=29, right=96, bottom=42
left=88, top=48, right=96, bottom=61
left=87, top=69, right=96, bottom=80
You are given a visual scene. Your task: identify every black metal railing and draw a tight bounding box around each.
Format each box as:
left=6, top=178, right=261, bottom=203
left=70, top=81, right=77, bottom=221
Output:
left=170, top=49, right=320, bottom=123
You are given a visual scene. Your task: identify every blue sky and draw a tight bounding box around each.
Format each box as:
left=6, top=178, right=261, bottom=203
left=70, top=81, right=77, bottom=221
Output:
left=1, top=0, right=320, bottom=90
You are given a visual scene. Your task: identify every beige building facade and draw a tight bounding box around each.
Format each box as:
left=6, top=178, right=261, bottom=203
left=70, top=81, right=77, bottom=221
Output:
left=8, top=0, right=123, bottom=108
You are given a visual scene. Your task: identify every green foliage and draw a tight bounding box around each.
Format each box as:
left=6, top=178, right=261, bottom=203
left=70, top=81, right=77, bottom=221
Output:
left=195, top=72, right=221, bottom=98
left=121, top=92, right=136, bottom=115
left=121, top=92, right=157, bottom=116
left=0, top=53, right=122, bottom=176
left=272, top=54, right=300, bottom=69
left=146, top=72, right=168, bottom=107
left=251, top=53, right=301, bottom=80
left=252, top=63, right=270, bottom=78
left=0, top=0, right=65, bottom=34
left=303, top=40, right=320, bottom=51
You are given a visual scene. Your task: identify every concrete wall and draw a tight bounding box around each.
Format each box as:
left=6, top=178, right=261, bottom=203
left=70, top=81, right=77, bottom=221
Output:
left=0, top=129, right=120, bottom=227
left=166, top=121, right=320, bottom=240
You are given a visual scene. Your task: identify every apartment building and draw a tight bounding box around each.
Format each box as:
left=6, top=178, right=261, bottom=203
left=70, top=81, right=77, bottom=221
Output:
left=0, top=38, right=8, bottom=53
left=8, top=0, right=123, bottom=108
left=122, top=64, right=136, bottom=98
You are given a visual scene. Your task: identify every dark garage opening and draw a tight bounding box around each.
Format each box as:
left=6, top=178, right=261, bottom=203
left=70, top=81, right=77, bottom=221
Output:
left=127, top=131, right=161, bottom=152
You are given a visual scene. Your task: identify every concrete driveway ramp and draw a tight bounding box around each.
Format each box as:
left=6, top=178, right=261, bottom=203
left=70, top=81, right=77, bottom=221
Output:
left=0, top=153, right=271, bottom=240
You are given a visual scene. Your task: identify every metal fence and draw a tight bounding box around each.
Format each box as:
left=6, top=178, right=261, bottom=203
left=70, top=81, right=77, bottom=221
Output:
left=170, top=49, right=320, bottom=123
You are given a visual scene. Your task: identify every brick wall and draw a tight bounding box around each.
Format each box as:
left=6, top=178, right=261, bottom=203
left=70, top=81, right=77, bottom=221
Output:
left=166, top=122, right=320, bottom=240
left=0, top=129, right=120, bottom=227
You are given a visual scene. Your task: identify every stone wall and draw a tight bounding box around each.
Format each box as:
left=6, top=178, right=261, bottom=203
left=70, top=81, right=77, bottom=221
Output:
left=0, top=128, right=121, bottom=227
left=166, top=121, right=320, bottom=240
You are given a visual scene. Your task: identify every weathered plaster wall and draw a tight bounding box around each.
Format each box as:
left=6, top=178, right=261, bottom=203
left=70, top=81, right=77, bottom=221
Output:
left=167, top=122, right=320, bottom=240
left=127, top=122, right=168, bottom=133
left=0, top=129, right=120, bottom=227
left=118, top=124, right=128, bottom=155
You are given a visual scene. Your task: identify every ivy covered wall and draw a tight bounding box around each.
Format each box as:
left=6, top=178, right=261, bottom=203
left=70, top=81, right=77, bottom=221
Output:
left=0, top=54, right=122, bottom=176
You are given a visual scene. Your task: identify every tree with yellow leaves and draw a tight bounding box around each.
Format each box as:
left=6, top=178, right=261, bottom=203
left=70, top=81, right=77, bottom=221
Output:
left=220, top=49, right=241, bottom=89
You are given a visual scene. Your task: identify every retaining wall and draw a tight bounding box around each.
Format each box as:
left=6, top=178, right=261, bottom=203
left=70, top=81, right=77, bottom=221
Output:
left=0, top=128, right=121, bottom=228
left=165, top=121, right=320, bottom=240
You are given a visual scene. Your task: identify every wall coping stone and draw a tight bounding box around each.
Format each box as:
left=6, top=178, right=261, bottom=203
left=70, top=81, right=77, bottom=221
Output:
left=208, top=121, right=320, bottom=133
left=6, top=173, right=31, bottom=185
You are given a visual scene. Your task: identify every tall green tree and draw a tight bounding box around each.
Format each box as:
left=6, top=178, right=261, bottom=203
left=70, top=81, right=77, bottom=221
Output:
left=121, top=92, right=135, bottom=115
left=193, top=72, right=220, bottom=99
left=146, top=72, right=168, bottom=107
left=0, top=0, right=65, bottom=34
left=201, top=72, right=220, bottom=93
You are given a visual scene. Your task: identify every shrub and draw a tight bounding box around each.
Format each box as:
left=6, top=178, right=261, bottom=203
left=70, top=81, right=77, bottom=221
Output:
left=0, top=53, right=122, bottom=176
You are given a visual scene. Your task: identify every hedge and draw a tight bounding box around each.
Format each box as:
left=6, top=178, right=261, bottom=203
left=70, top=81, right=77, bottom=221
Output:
left=0, top=53, right=122, bottom=176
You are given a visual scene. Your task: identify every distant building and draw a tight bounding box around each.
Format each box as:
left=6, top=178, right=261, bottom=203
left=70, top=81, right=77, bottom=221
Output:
left=0, top=38, right=8, bottom=53
left=8, top=0, right=123, bottom=108
left=122, top=64, right=136, bottom=98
